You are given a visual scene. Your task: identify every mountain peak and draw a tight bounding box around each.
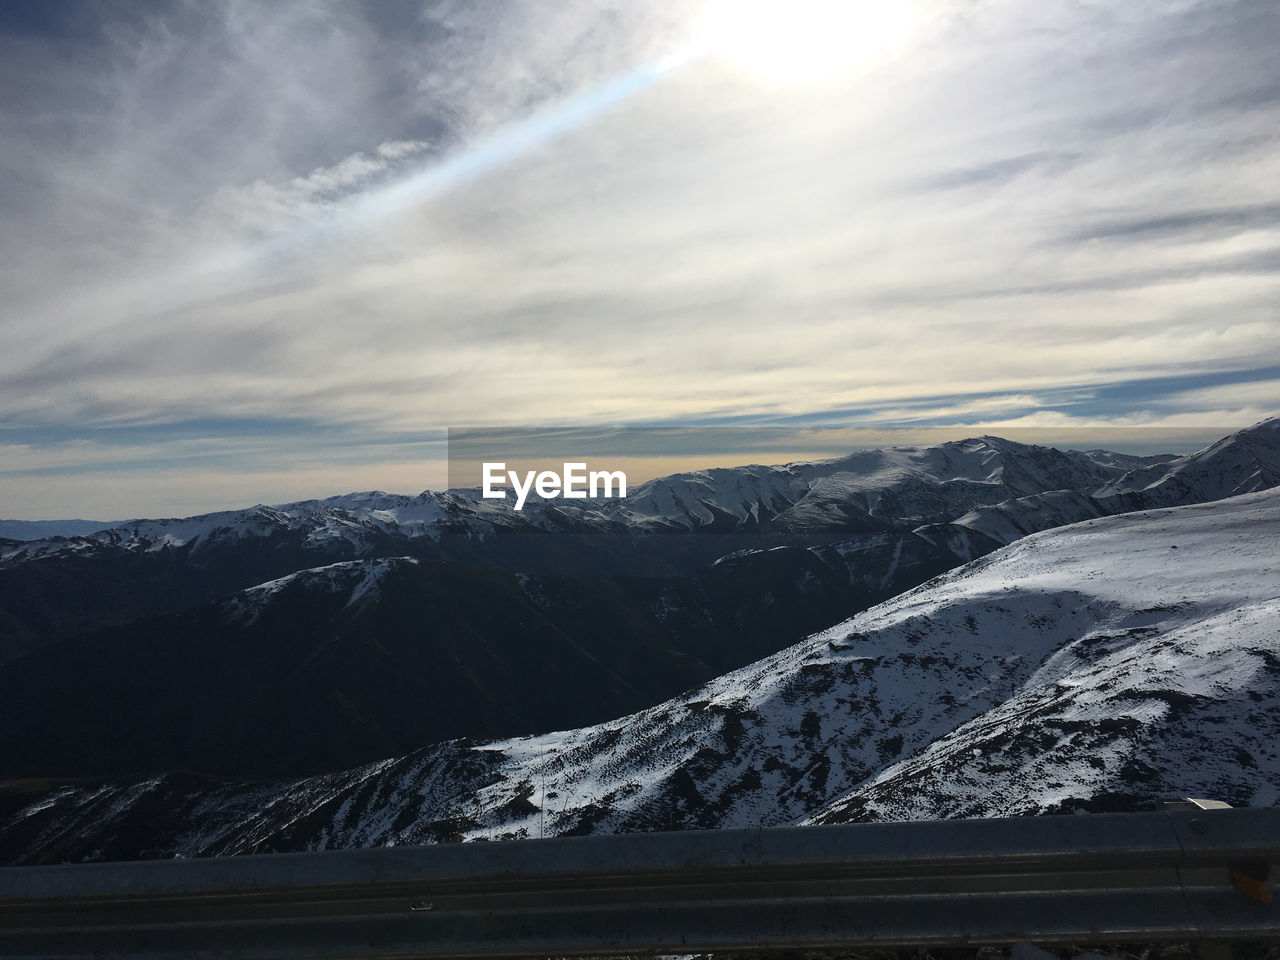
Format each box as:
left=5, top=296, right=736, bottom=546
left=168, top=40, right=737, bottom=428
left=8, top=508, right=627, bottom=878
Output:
left=1241, top=415, right=1280, bottom=435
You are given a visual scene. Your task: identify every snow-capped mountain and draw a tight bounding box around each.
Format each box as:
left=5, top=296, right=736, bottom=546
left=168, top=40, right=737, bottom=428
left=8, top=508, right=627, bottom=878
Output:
left=537, top=433, right=1167, bottom=532
left=4, top=484, right=1277, bottom=865
left=1097, top=415, right=1280, bottom=505
left=954, top=418, right=1280, bottom=545
left=0, top=492, right=495, bottom=565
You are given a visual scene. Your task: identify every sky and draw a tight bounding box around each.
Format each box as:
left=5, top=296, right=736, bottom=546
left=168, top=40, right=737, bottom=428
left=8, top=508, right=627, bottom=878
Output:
left=1, top=0, right=1278, bottom=519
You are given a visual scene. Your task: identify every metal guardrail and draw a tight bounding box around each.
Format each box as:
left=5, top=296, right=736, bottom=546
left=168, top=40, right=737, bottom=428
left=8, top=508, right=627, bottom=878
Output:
left=1, top=808, right=1277, bottom=959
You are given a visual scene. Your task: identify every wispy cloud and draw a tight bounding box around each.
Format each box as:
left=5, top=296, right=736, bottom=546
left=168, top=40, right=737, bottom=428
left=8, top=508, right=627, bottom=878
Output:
left=1059, top=203, right=1280, bottom=245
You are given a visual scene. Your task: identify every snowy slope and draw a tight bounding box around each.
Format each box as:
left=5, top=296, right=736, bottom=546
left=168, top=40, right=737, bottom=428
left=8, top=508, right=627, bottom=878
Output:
left=1097, top=416, right=1280, bottom=506
left=4, top=485, right=1278, bottom=864
left=950, top=490, right=1113, bottom=545
left=808, top=488, right=1280, bottom=822
left=951, top=418, right=1280, bottom=545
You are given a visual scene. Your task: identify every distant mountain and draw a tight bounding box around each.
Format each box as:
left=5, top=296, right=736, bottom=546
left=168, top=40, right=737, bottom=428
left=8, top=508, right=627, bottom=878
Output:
left=0, top=420, right=1276, bottom=782
left=605, top=435, right=1163, bottom=531
left=946, top=417, right=1280, bottom=545
left=1097, top=415, right=1280, bottom=505
left=3, top=427, right=1196, bottom=572
left=4, top=484, right=1276, bottom=865
left=0, top=519, right=121, bottom=541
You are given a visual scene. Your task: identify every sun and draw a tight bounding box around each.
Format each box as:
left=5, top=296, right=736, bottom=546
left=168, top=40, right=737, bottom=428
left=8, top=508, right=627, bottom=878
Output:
left=697, top=0, right=918, bottom=86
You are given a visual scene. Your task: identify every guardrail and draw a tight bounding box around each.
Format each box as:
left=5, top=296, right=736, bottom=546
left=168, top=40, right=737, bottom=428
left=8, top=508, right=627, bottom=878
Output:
left=1, top=807, right=1277, bottom=959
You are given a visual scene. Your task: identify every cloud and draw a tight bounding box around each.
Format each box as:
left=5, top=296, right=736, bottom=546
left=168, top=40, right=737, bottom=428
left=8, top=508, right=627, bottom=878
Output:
left=920, top=151, right=1083, bottom=191
left=1, top=0, right=1278, bottom=516
left=1059, top=203, right=1280, bottom=245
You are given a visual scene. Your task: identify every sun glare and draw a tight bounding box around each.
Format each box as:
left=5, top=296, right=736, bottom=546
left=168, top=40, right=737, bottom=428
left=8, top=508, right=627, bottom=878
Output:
left=700, top=0, right=918, bottom=85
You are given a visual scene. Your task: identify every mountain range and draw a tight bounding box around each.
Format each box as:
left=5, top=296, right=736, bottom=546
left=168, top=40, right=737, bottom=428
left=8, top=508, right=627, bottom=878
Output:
left=3, top=476, right=1276, bottom=865
left=0, top=419, right=1276, bottom=800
